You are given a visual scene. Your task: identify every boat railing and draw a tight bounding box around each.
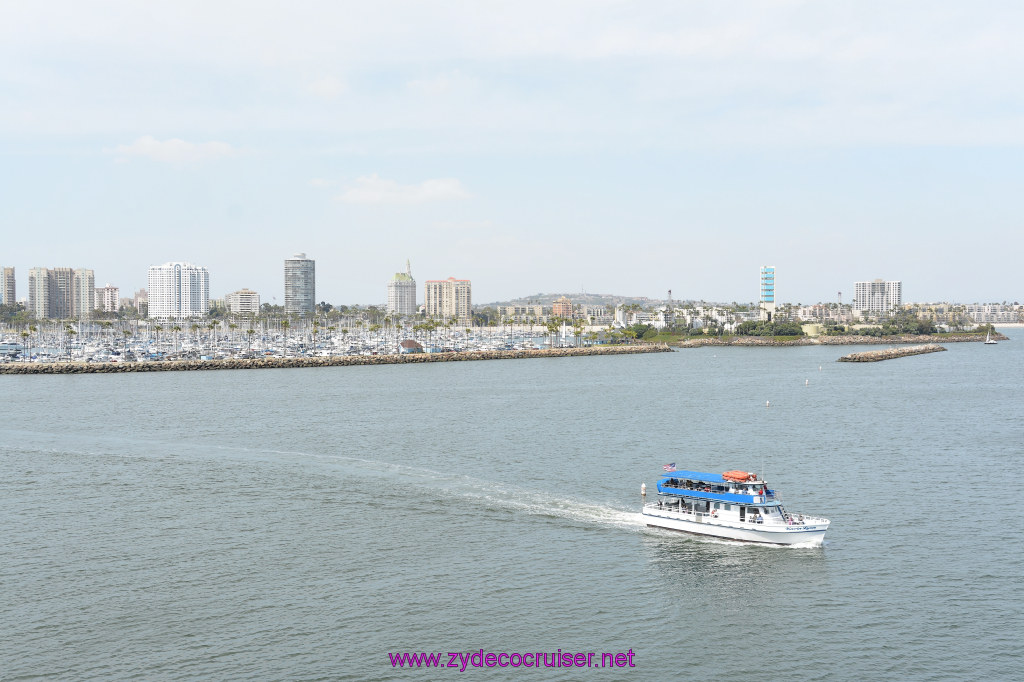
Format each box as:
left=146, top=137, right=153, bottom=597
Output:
left=660, top=481, right=782, bottom=501
left=645, top=503, right=827, bottom=527
left=643, top=503, right=718, bottom=520
left=778, top=511, right=828, bottom=526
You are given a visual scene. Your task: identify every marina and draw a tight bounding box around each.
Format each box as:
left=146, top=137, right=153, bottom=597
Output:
left=0, top=318, right=608, bottom=365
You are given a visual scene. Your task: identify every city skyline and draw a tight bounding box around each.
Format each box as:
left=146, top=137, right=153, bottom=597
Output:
left=0, top=258, right=1021, bottom=313
left=3, top=3, right=1024, bottom=304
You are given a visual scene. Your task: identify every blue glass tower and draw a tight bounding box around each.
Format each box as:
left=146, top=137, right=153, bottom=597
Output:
left=760, top=266, right=775, bottom=321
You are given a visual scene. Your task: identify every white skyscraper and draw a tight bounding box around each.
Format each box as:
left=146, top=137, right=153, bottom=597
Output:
left=72, top=268, right=95, bottom=319
left=147, top=262, right=210, bottom=319
left=284, top=253, right=315, bottom=315
left=853, top=279, right=902, bottom=316
left=424, top=277, right=472, bottom=325
left=387, top=260, right=417, bottom=317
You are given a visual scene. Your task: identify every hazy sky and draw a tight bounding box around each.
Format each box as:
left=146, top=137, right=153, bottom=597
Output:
left=2, top=1, right=1022, bottom=305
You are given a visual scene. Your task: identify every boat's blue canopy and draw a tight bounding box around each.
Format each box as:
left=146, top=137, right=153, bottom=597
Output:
left=658, top=470, right=727, bottom=483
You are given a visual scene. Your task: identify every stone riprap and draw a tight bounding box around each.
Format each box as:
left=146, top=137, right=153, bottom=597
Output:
left=0, top=344, right=672, bottom=375
left=837, top=344, right=947, bottom=362
left=677, top=332, right=1007, bottom=348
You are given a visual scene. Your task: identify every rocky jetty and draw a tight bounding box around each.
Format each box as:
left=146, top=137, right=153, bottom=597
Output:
left=0, top=344, right=672, bottom=375
left=677, top=332, right=1007, bottom=348
left=837, top=344, right=947, bottom=362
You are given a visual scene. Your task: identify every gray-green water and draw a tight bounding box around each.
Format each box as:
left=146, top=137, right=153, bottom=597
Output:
left=2, top=338, right=1022, bottom=680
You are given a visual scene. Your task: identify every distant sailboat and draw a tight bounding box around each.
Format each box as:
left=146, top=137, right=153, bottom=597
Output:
left=984, top=330, right=998, bottom=345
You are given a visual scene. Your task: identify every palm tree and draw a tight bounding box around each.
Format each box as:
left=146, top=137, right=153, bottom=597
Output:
left=20, top=330, right=30, bottom=361
left=172, top=325, right=182, bottom=353
left=545, top=318, right=561, bottom=348
left=572, top=317, right=585, bottom=347
left=64, top=325, right=76, bottom=361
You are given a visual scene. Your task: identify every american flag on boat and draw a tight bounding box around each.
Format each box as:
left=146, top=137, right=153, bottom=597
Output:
left=662, top=463, right=676, bottom=471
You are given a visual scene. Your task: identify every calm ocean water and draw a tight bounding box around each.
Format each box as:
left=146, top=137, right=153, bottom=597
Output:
left=2, top=335, right=1022, bottom=680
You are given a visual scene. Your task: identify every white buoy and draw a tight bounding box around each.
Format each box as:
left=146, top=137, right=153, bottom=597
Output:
left=641, top=482, right=646, bottom=498
left=819, top=365, right=822, bottom=371
left=805, top=379, right=809, bottom=386
left=766, top=400, right=770, bottom=408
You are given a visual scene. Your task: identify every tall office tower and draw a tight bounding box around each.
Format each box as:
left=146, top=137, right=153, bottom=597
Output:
left=26, top=266, right=91, bottom=319
left=147, top=262, right=210, bottom=319
left=0, top=266, right=14, bottom=305
left=51, top=267, right=74, bottom=318
left=760, top=265, right=776, bottom=321
left=28, top=267, right=50, bottom=318
left=284, top=253, right=315, bottom=315
left=72, top=268, right=95, bottom=319
left=424, top=277, right=472, bottom=326
left=386, top=259, right=417, bottom=317
left=853, top=279, right=902, bottom=316
left=95, top=284, right=120, bottom=313
left=225, top=288, right=261, bottom=315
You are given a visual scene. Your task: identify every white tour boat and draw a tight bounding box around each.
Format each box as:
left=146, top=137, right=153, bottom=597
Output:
left=641, top=469, right=829, bottom=545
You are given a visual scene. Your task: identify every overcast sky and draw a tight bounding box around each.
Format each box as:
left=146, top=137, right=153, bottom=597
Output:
left=2, top=1, right=1022, bottom=305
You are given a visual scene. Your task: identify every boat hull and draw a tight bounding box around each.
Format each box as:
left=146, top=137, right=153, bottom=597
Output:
left=642, top=509, right=827, bottom=545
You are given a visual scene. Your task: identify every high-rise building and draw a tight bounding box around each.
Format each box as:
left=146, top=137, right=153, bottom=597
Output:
left=424, top=277, right=472, bottom=325
left=28, top=268, right=49, bottom=318
left=147, top=262, right=210, bottom=319
left=854, top=279, right=902, bottom=316
left=0, top=266, right=14, bottom=305
left=551, top=296, right=573, bottom=318
left=225, top=288, right=261, bottom=315
left=760, top=265, right=776, bottom=321
left=72, top=268, right=95, bottom=319
left=26, top=266, right=94, bottom=319
left=95, top=284, right=120, bottom=313
left=51, top=267, right=74, bottom=318
left=284, top=253, right=315, bottom=315
left=387, top=260, right=417, bottom=317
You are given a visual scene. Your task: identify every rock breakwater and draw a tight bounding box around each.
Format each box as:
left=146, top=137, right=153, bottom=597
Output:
left=837, top=344, right=946, bottom=362
left=0, top=344, right=672, bottom=375
left=677, top=332, right=1006, bottom=348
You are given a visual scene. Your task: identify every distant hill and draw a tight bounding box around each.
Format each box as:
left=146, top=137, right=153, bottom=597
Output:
left=477, top=292, right=749, bottom=308
left=478, top=292, right=661, bottom=308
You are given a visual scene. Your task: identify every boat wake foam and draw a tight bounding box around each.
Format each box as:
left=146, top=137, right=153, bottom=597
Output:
left=279, top=448, right=645, bottom=530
